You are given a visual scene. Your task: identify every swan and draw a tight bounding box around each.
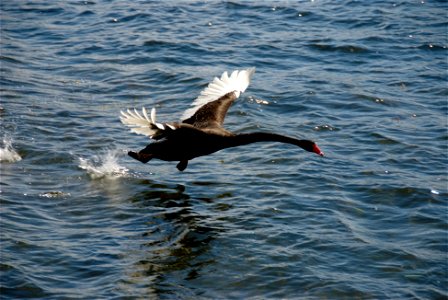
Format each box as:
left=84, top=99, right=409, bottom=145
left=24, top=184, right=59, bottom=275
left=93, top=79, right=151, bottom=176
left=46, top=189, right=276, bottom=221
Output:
left=120, top=68, right=323, bottom=171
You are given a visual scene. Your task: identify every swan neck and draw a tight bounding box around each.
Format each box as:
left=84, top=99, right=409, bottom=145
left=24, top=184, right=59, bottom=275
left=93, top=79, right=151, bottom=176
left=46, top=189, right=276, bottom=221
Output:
left=229, top=132, right=303, bottom=147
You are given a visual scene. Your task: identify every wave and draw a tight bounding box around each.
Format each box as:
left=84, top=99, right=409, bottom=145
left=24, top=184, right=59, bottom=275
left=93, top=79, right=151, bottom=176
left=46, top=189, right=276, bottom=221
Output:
left=0, top=137, right=22, bottom=163
left=308, top=43, right=370, bottom=54
left=78, top=149, right=129, bottom=179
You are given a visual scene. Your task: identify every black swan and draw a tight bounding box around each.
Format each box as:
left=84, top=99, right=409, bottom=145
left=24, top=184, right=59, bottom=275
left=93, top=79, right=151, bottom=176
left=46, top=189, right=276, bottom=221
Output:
left=120, top=68, right=323, bottom=171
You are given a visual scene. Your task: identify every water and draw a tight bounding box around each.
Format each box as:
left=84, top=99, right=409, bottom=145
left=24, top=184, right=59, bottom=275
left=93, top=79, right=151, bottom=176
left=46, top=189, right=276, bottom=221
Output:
left=1, top=1, right=447, bottom=299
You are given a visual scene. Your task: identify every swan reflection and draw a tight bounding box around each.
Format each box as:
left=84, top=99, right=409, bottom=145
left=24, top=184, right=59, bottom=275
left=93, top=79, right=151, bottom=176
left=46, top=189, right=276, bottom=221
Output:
left=121, top=180, right=227, bottom=298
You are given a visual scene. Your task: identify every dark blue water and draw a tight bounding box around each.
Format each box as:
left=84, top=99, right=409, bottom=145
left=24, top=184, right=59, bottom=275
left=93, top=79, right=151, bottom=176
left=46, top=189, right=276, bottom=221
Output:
left=1, top=1, right=447, bottom=299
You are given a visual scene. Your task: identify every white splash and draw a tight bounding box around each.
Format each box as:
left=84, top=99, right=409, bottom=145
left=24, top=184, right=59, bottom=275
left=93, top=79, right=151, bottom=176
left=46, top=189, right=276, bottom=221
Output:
left=0, top=138, right=22, bottom=163
left=430, top=189, right=440, bottom=195
left=78, top=149, right=129, bottom=179
left=39, top=191, right=71, bottom=198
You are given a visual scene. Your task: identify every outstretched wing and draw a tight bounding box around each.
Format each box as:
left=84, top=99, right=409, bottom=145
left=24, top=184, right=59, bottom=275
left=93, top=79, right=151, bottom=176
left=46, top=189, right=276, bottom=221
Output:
left=120, top=107, right=178, bottom=140
left=181, top=68, right=255, bottom=128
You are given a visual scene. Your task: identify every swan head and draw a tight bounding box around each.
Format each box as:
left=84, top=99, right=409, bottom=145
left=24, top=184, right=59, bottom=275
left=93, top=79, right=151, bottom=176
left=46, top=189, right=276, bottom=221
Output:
left=295, top=140, right=323, bottom=156
left=312, top=143, right=324, bottom=157
left=300, top=140, right=324, bottom=156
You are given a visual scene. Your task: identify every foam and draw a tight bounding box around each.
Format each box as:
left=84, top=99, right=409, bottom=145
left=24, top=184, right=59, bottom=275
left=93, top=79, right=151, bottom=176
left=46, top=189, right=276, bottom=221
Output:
left=0, top=138, right=22, bottom=163
left=78, top=149, right=129, bottom=179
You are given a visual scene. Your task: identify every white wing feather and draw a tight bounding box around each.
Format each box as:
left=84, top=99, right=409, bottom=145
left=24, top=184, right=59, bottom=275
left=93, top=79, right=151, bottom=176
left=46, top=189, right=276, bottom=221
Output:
left=120, top=68, right=255, bottom=136
left=120, top=107, right=168, bottom=138
left=181, top=67, right=255, bottom=120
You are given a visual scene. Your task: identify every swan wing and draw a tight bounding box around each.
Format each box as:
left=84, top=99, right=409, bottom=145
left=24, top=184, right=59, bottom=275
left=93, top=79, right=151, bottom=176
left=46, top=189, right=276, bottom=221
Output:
left=120, top=107, right=178, bottom=140
left=181, top=68, right=255, bottom=127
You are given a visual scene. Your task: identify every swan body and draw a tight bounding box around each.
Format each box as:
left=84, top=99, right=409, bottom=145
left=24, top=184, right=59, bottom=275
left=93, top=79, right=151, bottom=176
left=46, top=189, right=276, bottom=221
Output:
left=120, top=68, right=323, bottom=171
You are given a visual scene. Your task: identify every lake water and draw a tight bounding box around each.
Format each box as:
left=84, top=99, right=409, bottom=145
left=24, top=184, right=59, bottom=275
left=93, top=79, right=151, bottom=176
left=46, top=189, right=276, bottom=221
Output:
left=1, top=1, right=447, bottom=299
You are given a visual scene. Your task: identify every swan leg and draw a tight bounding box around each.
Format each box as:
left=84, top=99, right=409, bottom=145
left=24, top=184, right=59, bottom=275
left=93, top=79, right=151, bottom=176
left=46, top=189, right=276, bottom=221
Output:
left=128, top=151, right=153, bottom=164
left=176, top=160, right=188, bottom=171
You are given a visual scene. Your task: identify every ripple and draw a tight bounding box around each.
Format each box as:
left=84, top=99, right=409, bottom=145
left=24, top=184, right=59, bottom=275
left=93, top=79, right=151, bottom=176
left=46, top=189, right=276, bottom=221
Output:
left=314, top=124, right=337, bottom=132
left=354, top=93, right=395, bottom=107
left=308, top=43, right=370, bottom=54
left=418, top=43, right=448, bottom=51
left=0, top=55, right=24, bottom=65
left=370, top=132, right=401, bottom=145
left=39, top=191, right=71, bottom=198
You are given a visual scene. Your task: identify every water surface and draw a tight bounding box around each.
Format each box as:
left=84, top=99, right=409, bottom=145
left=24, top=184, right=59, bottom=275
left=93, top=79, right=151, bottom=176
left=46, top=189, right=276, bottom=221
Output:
left=1, top=1, right=447, bottom=299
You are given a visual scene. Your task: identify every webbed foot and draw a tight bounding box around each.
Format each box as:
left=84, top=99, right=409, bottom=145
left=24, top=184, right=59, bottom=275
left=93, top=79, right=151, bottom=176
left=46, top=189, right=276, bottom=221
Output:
left=128, top=151, right=153, bottom=164
left=176, top=160, right=188, bottom=171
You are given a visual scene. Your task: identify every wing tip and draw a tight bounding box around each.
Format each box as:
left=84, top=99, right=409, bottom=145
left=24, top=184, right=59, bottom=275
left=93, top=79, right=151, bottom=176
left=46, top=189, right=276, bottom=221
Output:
left=181, top=67, right=256, bottom=121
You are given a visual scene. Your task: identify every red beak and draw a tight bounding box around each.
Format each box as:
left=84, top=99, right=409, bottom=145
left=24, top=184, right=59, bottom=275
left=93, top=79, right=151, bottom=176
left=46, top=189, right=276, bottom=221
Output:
left=313, top=144, right=324, bottom=157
